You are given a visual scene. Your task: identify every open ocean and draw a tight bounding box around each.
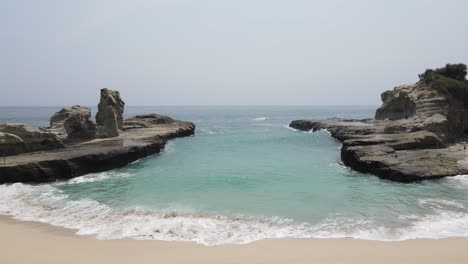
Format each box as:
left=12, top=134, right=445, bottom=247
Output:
left=0, top=106, right=467, bottom=245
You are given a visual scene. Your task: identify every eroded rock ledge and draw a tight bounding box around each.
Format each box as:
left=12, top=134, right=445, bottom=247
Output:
left=0, top=117, right=194, bottom=183
left=0, top=89, right=195, bottom=183
left=290, top=77, right=468, bottom=182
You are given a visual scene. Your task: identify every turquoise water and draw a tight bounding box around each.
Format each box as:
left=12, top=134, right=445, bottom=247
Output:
left=0, top=106, right=467, bottom=245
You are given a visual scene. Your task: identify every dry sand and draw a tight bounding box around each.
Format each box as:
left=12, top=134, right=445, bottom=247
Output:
left=1, top=216, right=467, bottom=264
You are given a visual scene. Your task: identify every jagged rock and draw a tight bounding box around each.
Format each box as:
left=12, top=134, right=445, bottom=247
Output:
left=96, top=88, right=125, bottom=138
left=289, top=78, right=468, bottom=182
left=374, top=81, right=468, bottom=142
left=375, top=85, right=417, bottom=120
left=49, top=105, right=97, bottom=142
left=0, top=123, right=64, bottom=155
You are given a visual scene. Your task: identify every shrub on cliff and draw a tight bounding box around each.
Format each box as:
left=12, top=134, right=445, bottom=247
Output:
left=430, top=75, right=468, bottom=109
left=419, top=63, right=467, bottom=83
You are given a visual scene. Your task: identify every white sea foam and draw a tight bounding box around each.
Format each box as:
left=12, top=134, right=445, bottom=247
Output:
left=59, top=171, right=133, bottom=185
left=253, top=117, right=268, bottom=121
left=419, top=198, right=466, bottom=210
left=283, top=125, right=314, bottom=133
left=162, top=141, right=176, bottom=153
left=284, top=125, right=300, bottom=132
left=284, top=125, right=332, bottom=135
left=441, top=174, right=468, bottom=189
left=0, top=183, right=308, bottom=245
left=397, top=199, right=468, bottom=240
left=318, top=128, right=332, bottom=135
left=1, top=183, right=468, bottom=245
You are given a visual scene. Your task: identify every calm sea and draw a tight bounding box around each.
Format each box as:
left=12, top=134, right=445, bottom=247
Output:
left=0, top=106, right=467, bottom=245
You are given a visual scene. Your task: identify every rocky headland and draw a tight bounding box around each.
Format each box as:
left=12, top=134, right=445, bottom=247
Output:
left=0, top=89, right=195, bottom=183
left=290, top=64, right=468, bottom=182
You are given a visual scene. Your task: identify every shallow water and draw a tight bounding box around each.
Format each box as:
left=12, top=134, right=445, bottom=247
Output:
left=0, top=106, right=467, bottom=245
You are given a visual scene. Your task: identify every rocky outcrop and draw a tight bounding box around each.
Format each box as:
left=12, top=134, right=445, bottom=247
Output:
left=0, top=115, right=195, bottom=183
left=124, top=114, right=178, bottom=129
left=0, top=124, right=64, bottom=155
left=374, top=81, right=468, bottom=142
left=375, top=85, right=417, bottom=121
left=0, top=88, right=126, bottom=156
left=96, top=88, right=125, bottom=137
left=0, top=140, right=167, bottom=182
left=289, top=78, right=468, bottom=182
left=289, top=118, right=466, bottom=182
left=49, top=105, right=97, bottom=142
left=0, top=88, right=196, bottom=183
left=48, top=89, right=126, bottom=141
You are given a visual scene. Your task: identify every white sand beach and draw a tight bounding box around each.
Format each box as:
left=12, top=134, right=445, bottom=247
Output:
left=1, top=216, right=467, bottom=264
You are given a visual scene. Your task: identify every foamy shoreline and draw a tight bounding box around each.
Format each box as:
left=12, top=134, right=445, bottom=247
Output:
left=2, top=177, right=468, bottom=246
left=1, top=216, right=467, bottom=264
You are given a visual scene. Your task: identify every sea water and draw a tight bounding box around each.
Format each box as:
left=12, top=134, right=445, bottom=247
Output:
left=0, top=106, right=467, bottom=245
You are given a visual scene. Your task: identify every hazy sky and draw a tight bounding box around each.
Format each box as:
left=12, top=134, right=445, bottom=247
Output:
left=1, top=0, right=468, bottom=106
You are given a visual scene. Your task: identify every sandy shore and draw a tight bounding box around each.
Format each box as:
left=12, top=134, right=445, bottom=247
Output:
left=1, top=217, right=467, bottom=264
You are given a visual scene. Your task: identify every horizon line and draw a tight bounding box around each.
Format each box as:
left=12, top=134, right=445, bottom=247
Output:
left=0, top=104, right=380, bottom=107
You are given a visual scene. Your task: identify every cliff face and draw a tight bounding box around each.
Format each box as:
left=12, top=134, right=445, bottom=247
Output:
left=375, top=80, right=468, bottom=143
left=375, top=85, right=417, bottom=121
left=290, top=78, right=468, bottom=182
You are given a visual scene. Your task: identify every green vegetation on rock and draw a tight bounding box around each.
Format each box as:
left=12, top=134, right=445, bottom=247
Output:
left=419, top=63, right=467, bottom=83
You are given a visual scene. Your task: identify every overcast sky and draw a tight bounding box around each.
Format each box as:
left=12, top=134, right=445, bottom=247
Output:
left=1, top=0, right=467, bottom=106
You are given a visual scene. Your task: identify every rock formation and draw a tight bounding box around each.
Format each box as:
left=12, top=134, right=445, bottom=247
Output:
left=290, top=69, right=468, bottom=182
left=124, top=114, right=177, bottom=129
left=0, top=88, right=127, bottom=157
left=374, top=81, right=468, bottom=142
left=96, top=88, right=125, bottom=137
left=0, top=114, right=195, bottom=183
left=49, top=105, right=97, bottom=142
left=0, top=87, right=196, bottom=183
left=0, top=123, right=64, bottom=155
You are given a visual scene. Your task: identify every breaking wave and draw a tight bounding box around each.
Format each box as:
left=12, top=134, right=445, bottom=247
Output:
left=1, top=180, right=467, bottom=246
left=57, top=171, right=133, bottom=185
